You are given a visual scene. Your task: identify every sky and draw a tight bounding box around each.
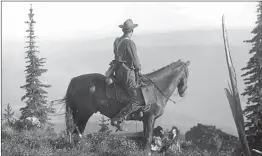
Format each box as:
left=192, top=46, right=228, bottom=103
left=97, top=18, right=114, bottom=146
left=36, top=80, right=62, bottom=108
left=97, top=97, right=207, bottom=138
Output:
left=2, top=2, right=257, bottom=40
left=2, top=2, right=259, bottom=134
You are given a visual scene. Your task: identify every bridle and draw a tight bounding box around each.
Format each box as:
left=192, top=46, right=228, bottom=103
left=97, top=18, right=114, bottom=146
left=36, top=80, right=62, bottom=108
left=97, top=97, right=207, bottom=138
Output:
left=177, top=61, right=189, bottom=94
left=180, top=61, right=189, bottom=79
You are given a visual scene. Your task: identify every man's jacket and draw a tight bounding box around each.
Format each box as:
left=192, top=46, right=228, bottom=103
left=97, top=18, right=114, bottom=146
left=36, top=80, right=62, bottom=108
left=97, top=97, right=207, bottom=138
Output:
left=114, top=37, right=141, bottom=71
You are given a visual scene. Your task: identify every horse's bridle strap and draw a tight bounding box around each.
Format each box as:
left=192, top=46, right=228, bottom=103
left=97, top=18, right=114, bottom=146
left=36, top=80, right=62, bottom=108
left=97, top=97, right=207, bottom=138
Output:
left=142, top=75, right=176, bottom=104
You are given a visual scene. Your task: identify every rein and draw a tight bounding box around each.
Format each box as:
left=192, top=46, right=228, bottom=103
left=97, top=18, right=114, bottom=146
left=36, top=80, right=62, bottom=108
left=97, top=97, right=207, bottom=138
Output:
left=142, top=75, right=176, bottom=104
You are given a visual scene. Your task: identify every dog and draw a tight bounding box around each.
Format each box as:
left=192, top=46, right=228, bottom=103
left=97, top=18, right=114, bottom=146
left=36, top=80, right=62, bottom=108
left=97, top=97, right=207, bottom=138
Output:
left=151, top=126, right=165, bottom=151
left=160, top=126, right=181, bottom=153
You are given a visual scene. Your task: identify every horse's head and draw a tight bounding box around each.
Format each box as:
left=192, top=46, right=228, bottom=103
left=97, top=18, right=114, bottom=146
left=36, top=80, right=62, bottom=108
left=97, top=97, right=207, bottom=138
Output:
left=177, top=60, right=190, bottom=97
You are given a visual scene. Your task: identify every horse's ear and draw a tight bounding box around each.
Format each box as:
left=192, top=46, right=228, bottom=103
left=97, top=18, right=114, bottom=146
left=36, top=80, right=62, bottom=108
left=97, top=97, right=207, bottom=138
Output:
left=186, top=61, right=190, bottom=66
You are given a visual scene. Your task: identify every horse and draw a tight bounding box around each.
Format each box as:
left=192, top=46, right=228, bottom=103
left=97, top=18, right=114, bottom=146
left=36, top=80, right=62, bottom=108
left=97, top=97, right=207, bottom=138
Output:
left=64, top=59, right=190, bottom=155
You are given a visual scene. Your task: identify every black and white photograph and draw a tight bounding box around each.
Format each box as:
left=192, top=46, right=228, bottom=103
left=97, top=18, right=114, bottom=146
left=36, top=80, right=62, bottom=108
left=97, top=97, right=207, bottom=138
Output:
left=1, top=2, right=262, bottom=156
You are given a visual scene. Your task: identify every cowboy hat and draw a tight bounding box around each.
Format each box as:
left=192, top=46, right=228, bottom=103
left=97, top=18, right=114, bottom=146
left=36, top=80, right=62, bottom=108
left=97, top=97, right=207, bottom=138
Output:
left=119, top=19, right=138, bottom=31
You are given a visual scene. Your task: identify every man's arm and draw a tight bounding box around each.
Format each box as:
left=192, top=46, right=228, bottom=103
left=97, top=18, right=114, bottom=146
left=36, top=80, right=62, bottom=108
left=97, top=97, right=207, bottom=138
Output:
left=110, top=38, right=119, bottom=66
left=126, top=40, right=141, bottom=71
left=113, top=38, right=119, bottom=56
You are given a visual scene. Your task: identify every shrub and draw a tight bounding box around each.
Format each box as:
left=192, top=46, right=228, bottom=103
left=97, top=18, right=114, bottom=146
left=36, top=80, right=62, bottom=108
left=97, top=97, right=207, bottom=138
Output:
left=185, top=123, right=238, bottom=154
left=2, top=123, right=236, bottom=156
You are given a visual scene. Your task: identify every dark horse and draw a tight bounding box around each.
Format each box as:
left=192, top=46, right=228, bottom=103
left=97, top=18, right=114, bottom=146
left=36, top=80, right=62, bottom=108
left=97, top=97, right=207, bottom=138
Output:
left=64, top=59, right=190, bottom=154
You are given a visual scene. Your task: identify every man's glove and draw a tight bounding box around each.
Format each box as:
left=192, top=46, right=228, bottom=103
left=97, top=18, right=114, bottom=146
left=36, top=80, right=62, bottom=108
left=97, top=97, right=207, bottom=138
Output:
left=135, top=69, right=146, bottom=87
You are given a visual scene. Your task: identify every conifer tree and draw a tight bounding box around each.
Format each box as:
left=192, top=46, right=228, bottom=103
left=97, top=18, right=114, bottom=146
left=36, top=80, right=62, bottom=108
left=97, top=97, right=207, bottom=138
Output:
left=242, top=2, right=262, bottom=148
left=20, top=4, right=54, bottom=126
left=3, top=103, right=15, bottom=124
left=98, top=115, right=111, bottom=133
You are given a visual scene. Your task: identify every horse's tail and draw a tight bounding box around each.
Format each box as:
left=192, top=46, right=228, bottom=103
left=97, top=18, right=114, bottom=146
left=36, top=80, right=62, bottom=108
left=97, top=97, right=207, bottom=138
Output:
left=64, top=78, right=76, bottom=137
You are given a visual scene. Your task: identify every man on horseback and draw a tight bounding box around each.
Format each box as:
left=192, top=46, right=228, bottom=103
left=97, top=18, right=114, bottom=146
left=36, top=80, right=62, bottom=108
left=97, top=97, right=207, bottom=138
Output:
left=107, top=19, right=144, bottom=131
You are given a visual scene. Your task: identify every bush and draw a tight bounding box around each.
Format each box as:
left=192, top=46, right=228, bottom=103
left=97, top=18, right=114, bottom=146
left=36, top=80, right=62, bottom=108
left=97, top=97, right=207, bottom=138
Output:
left=185, top=123, right=238, bottom=154
left=2, top=123, right=236, bottom=156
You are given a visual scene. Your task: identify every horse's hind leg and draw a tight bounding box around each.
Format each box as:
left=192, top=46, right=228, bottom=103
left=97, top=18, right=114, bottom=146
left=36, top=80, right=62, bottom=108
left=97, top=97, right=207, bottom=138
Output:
left=72, top=89, right=95, bottom=137
left=73, top=112, right=93, bottom=138
left=78, top=113, right=93, bottom=134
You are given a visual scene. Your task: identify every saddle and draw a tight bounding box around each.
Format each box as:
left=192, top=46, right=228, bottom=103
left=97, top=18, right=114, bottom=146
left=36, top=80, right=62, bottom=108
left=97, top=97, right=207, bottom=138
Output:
left=105, top=76, right=130, bottom=104
left=105, top=75, right=158, bottom=112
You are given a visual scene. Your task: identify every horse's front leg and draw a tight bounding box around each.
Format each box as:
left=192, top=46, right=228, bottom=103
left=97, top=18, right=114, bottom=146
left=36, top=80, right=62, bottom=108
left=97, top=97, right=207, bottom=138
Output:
left=144, top=115, right=155, bottom=155
left=142, top=118, right=148, bottom=138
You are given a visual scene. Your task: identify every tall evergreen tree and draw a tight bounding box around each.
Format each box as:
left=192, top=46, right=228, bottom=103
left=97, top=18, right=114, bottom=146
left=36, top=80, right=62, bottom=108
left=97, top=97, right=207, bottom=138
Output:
left=20, top=4, right=54, bottom=126
left=98, top=115, right=111, bottom=133
left=242, top=2, right=262, bottom=148
left=3, top=103, right=15, bottom=124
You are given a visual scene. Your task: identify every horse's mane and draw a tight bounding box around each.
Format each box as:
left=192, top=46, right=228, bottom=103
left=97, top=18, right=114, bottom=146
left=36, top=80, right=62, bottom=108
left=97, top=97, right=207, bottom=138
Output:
left=145, top=60, right=182, bottom=78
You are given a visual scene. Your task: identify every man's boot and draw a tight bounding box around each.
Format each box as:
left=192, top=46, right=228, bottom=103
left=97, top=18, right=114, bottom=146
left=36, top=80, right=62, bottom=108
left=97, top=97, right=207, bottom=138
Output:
left=111, top=89, right=141, bottom=131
